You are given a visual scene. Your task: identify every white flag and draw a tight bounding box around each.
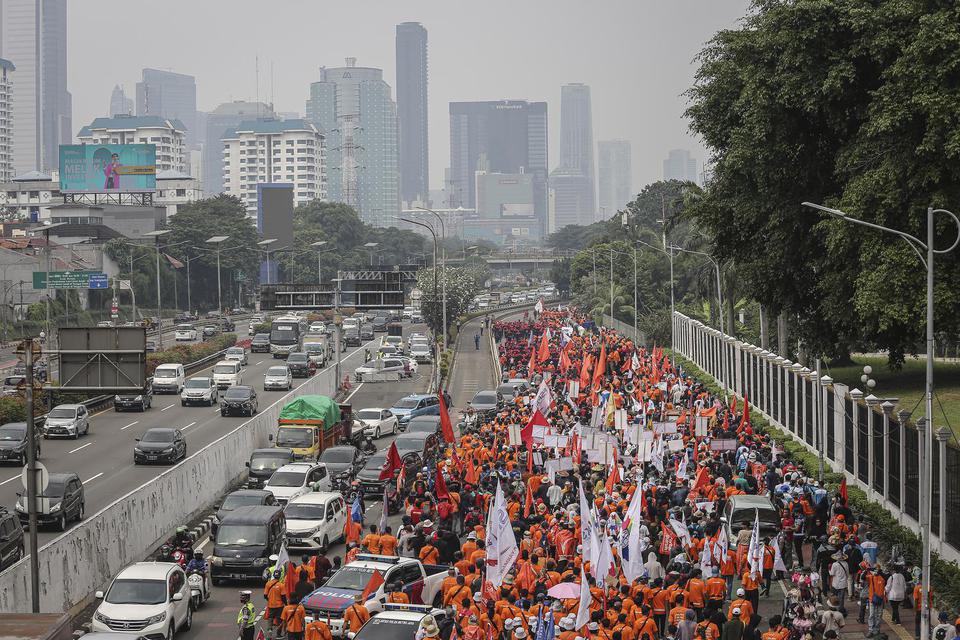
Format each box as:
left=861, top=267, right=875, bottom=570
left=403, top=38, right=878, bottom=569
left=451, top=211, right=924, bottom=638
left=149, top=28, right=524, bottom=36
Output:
left=276, top=539, right=290, bottom=572
left=714, top=526, right=729, bottom=567
left=378, top=486, right=389, bottom=535
left=669, top=515, right=693, bottom=548
left=579, top=480, right=596, bottom=566
left=591, top=528, right=615, bottom=584
left=771, top=439, right=778, bottom=462
left=772, top=535, right=788, bottom=572
left=574, top=568, right=592, bottom=631
left=485, top=481, right=519, bottom=588
left=535, top=298, right=544, bottom=314
left=699, top=535, right=714, bottom=573
left=651, top=438, right=665, bottom=474
left=621, top=487, right=646, bottom=582
left=747, top=510, right=762, bottom=578
left=533, top=379, right=553, bottom=416
left=676, top=453, right=688, bottom=480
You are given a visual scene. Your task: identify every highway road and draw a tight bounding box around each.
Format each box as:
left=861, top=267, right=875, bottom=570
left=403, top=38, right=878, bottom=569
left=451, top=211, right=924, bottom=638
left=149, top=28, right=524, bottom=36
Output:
left=0, top=321, right=422, bottom=552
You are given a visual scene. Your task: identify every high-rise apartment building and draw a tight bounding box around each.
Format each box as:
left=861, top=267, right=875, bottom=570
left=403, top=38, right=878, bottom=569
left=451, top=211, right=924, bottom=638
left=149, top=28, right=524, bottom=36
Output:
left=549, top=83, right=595, bottom=230
left=0, top=58, right=13, bottom=182
left=1, top=0, right=71, bottom=175
left=597, top=139, right=632, bottom=217
left=77, top=115, right=187, bottom=173
left=136, top=68, right=199, bottom=147
left=306, top=58, right=399, bottom=228
left=221, top=119, right=326, bottom=215
left=396, top=22, right=429, bottom=206
left=110, top=85, right=133, bottom=116
left=663, top=149, right=698, bottom=183
left=448, top=100, right=548, bottom=228
left=204, top=101, right=275, bottom=196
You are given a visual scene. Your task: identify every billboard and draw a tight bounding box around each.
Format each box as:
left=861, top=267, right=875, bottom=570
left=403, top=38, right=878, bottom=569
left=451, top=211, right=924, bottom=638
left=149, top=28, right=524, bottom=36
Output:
left=57, top=327, right=147, bottom=392
left=257, top=183, right=294, bottom=283
left=59, top=144, right=157, bottom=193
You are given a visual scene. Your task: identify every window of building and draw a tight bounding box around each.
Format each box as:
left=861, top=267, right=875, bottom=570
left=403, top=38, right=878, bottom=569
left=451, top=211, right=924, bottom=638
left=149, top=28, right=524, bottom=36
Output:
left=176, top=189, right=186, bottom=197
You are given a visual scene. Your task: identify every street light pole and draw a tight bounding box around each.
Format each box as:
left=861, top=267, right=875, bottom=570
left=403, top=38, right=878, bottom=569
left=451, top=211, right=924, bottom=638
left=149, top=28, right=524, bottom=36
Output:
left=206, top=236, right=229, bottom=314
left=143, top=230, right=171, bottom=349
left=311, top=241, right=328, bottom=283
left=400, top=216, right=440, bottom=389
left=803, top=201, right=960, bottom=640
left=416, top=207, right=448, bottom=352
left=257, top=239, right=278, bottom=285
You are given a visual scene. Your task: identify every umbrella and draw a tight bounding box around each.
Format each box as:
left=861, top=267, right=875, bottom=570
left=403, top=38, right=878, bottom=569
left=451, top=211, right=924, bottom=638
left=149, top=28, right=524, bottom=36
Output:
left=547, top=582, right=581, bottom=599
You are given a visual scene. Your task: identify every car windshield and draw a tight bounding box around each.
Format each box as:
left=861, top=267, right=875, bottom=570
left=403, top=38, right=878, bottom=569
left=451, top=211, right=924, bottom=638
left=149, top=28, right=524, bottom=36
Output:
left=213, top=364, right=237, bottom=375
left=227, top=348, right=243, bottom=355
left=142, top=430, right=173, bottom=443
left=185, top=378, right=211, bottom=389
left=221, top=493, right=264, bottom=510
left=176, top=325, right=193, bottom=331
left=224, top=388, right=251, bottom=400
left=325, top=566, right=375, bottom=590
left=47, top=407, right=76, bottom=419
left=40, top=478, right=67, bottom=498
left=216, top=524, right=267, bottom=546
left=394, top=435, right=426, bottom=451
left=270, top=329, right=297, bottom=342
left=105, top=578, right=168, bottom=605
left=393, top=397, right=420, bottom=409
left=155, top=368, right=179, bottom=378
left=304, top=344, right=323, bottom=353
left=320, top=448, right=355, bottom=463
left=288, top=355, right=307, bottom=363
left=731, top=507, right=781, bottom=527
left=0, top=424, right=27, bottom=442
left=362, top=454, right=386, bottom=471
left=276, top=427, right=311, bottom=447
left=355, top=617, right=420, bottom=640
left=356, top=409, right=381, bottom=421
left=250, top=454, right=289, bottom=471
left=268, top=470, right=306, bottom=487
left=284, top=503, right=327, bottom=520
left=254, top=334, right=269, bottom=341
left=379, top=347, right=397, bottom=355
left=266, top=367, right=289, bottom=376
left=472, top=392, right=497, bottom=404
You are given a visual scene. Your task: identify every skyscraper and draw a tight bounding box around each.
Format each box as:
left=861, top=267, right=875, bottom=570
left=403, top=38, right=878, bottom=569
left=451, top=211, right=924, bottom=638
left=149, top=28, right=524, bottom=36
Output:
left=306, top=58, right=400, bottom=228
left=110, top=85, right=133, bottom=116
left=136, top=68, right=199, bottom=147
left=550, top=84, right=595, bottom=229
left=1, top=0, right=71, bottom=175
left=448, top=100, right=548, bottom=226
left=598, top=139, right=632, bottom=217
left=396, top=22, right=429, bottom=207
left=663, top=149, right=698, bottom=183
left=0, top=58, right=13, bottom=182
left=204, top=100, right=275, bottom=196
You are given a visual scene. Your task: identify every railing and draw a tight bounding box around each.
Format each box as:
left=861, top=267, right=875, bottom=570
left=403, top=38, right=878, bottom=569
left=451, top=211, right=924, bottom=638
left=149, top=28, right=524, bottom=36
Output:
left=602, top=315, right=646, bottom=346
left=672, top=311, right=960, bottom=562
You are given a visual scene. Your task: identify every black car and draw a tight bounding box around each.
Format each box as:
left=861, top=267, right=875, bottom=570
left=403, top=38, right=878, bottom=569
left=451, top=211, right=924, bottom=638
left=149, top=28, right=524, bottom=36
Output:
left=114, top=383, right=153, bottom=412
left=221, top=386, right=259, bottom=416
left=469, top=390, right=503, bottom=417
left=405, top=415, right=441, bottom=435
left=356, top=451, right=421, bottom=496
left=134, top=428, right=187, bottom=464
left=392, top=432, right=440, bottom=465
left=220, top=317, right=236, bottom=332
left=251, top=333, right=271, bottom=353
left=286, top=353, right=316, bottom=378
left=245, top=448, right=295, bottom=488
left=16, top=472, right=84, bottom=531
left=211, top=505, right=285, bottom=584
left=0, top=507, right=24, bottom=570
left=0, top=422, right=41, bottom=465
left=359, top=324, right=375, bottom=341
left=212, top=489, right=278, bottom=535
left=343, top=327, right=361, bottom=347
left=319, top=445, right=365, bottom=483
left=372, top=316, right=389, bottom=332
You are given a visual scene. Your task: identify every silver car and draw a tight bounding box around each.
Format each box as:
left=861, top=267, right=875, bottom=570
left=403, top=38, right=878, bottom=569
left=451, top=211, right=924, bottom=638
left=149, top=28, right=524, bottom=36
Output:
left=180, top=376, right=219, bottom=406
left=43, top=404, right=90, bottom=439
left=225, top=346, right=248, bottom=366
left=264, top=365, right=293, bottom=391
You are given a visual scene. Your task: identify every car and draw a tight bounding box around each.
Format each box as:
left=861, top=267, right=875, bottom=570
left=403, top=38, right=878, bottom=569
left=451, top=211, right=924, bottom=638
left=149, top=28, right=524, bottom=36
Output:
left=219, top=317, right=236, bottom=332
left=212, top=489, right=278, bottom=535
left=284, top=491, right=346, bottom=553
left=286, top=352, right=316, bottom=378
left=0, top=375, right=24, bottom=397
left=378, top=345, right=401, bottom=359
left=409, top=343, right=432, bottom=364
left=410, top=312, right=424, bottom=323
left=224, top=346, right=248, bottom=366
left=13, top=360, right=48, bottom=382
left=202, top=325, right=220, bottom=338
left=319, top=445, right=365, bottom=483
left=0, top=506, right=24, bottom=570
left=469, top=390, right=503, bottom=416
left=390, top=394, right=440, bottom=424
left=15, top=471, right=84, bottom=530
left=263, top=365, right=293, bottom=391
left=396, top=356, right=418, bottom=376
left=304, top=341, right=328, bottom=368
left=115, top=384, right=153, bottom=412
left=91, top=562, right=193, bottom=637
left=174, top=324, right=197, bottom=341
left=0, top=422, right=40, bottom=465
left=220, top=386, right=258, bottom=416
left=355, top=451, right=422, bottom=495
left=134, top=428, right=187, bottom=464
left=372, top=317, right=389, bottom=332
left=404, top=415, right=441, bottom=435
left=356, top=408, right=398, bottom=439
left=263, top=462, right=331, bottom=505
left=180, top=376, right=219, bottom=406
left=354, top=358, right=406, bottom=379
left=402, top=307, right=415, bottom=319
left=722, top=494, right=782, bottom=548
left=43, top=403, right=90, bottom=439
left=309, top=322, right=326, bottom=334
left=342, top=318, right=359, bottom=331
left=360, top=324, right=375, bottom=341
left=343, top=327, right=361, bottom=347
left=152, top=363, right=185, bottom=394
left=392, top=432, right=440, bottom=463
left=145, top=339, right=157, bottom=353
left=353, top=604, right=449, bottom=640
left=496, top=382, right=525, bottom=403
left=251, top=333, right=271, bottom=353
left=382, top=335, right=404, bottom=351
left=245, top=448, right=295, bottom=489
left=97, top=320, right=114, bottom=328
left=212, top=360, right=243, bottom=389
left=210, top=506, right=285, bottom=583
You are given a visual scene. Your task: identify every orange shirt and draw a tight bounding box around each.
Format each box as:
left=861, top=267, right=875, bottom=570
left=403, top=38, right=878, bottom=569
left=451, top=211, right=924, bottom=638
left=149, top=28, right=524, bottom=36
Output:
left=696, top=621, right=720, bottom=640
left=379, top=535, right=398, bottom=556
left=727, top=598, right=753, bottom=624
left=651, top=588, right=670, bottom=615
left=306, top=620, right=333, bottom=640
left=362, top=533, right=382, bottom=554
left=632, top=616, right=658, bottom=640
left=741, top=571, right=760, bottom=591
left=267, top=581, right=286, bottom=608
left=419, top=544, right=440, bottom=565
left=281, top=604, right=306, bottom=633
left=705, top=577, right=726, bottom=602
left=668, top=605, right=689, bottom=627
left=686, top=578, right=706, bottom=607
left=344, top=603, right=370, bottom=633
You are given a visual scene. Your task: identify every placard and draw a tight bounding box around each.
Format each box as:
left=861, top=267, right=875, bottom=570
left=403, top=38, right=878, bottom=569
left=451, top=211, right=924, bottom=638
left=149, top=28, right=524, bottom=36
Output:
left=709, top=438, right=738, bottom=452
left=637, top=440, right=654, bottom=462
left=695, top=416, right=709, bottom=438
left=568, top=380, right=580, bottom=397
left=533, top=451, right=543, bottom=467
left=508, top=424, right=522, bottom=446
left=556, top=457, right=574, bottom=471
left=586, top=449, right=604, bottom=462
left=544, top=435, right=569, bottom=449
left=640, top=430, right=654, bottom=441
left=615, top=409, right=628, bottom=430
left=667, top=439, right=684, bottom=452
left=654, top=422, right=678, bottom=435
left=545, top=459, right=559, bottom=484
left=533, top=425, right=548, bottom=442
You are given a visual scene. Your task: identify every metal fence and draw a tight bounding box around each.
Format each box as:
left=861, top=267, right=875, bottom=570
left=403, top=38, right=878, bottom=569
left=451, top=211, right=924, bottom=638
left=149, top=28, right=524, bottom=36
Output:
left=602, top=315, right=646, bottom=346
left=672, top=311, right=960, bottom=562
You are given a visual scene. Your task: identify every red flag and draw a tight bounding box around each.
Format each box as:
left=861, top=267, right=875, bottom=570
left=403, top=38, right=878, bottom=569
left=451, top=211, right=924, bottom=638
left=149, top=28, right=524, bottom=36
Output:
left=523, top=480, right=533, bottom=518
left=256, top=630, right=266, bottom=640
left=438, top=392, right=456, bottom=444
left=730, top=396, right=737, bottom=416
left=604, top=449, right=620, bottom=494
left=435, top=463, right=450, bottom=501
left=693, top=465, right=711, bottom=493
left=360, top=569, right=385, bottom=601
left=559, top=342, right=573, bottom=373
left=579, top=353, right=593, bottom=391
left=283, top=560, right=298, bottom=598
left=379, top=441, right=403, bottom=480
left=839, top=476, right=848, bottom=506
left=659, top=522, right=678, bottom=555
left=528, top=344, right=538, bottom=374
left=738, top=396, right=751, bottom=432
left=465, top=457, right=479, bottom=485
left=592, top=343, right=607, bottom=390
left=521, top=409, right=548, bottom=443
left=538, top=329, right=551, bottom=363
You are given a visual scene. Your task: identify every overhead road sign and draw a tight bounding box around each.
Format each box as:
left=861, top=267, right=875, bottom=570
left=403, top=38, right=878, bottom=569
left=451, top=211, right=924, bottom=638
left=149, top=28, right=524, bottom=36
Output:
left=33, top=270, right=108, bottom=289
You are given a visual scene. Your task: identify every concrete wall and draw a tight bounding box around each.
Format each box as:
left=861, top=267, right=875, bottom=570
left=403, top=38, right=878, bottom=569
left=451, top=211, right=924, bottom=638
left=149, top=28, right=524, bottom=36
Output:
left=0, top=362, right=341, bottom=614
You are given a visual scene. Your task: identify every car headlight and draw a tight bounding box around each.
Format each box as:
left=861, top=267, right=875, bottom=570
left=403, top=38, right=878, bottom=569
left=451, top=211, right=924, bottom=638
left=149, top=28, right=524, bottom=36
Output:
left=145, top=612, right=167, bottom=625
left=253, top=557, right=269, bottom=567
left=135, top=395, right=142, bottom=401
left=94, top=611, right=108, bottom=623
left=134, top=448, right=144, bottom=454
left=50, top=502, right=61, bottom=513
left=162, top=447, right=174, bottom=454
left=209, top=556, right=223, bottom=566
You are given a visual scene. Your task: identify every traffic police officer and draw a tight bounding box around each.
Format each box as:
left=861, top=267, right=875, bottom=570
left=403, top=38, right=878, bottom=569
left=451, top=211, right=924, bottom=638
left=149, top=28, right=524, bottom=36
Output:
left=237, top=590, right=257, bottom=640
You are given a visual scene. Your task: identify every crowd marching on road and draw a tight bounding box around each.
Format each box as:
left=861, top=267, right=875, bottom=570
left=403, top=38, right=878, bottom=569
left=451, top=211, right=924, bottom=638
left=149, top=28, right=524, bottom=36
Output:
left=238, top=305, right=960, bottom=640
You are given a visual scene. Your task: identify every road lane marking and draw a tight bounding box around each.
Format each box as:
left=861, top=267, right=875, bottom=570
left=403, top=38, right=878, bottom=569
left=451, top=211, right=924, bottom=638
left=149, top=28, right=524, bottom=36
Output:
left=68, top=442, right=93, bottom=454
left=344, top=382, right=365, bottom=402
left=0, top=474, right=19, bottom=486
left=160, top=404, right=174, bottom=411
left=83, top=472, right=103, bottom=484
left=121, top=421, right=139, bottom=430
left=181, top=422, right=197, bottom=431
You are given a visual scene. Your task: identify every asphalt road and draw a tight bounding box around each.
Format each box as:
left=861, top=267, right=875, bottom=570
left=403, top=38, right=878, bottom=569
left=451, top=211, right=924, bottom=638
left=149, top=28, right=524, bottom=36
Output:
left=0, top=321, right=423, bottom=553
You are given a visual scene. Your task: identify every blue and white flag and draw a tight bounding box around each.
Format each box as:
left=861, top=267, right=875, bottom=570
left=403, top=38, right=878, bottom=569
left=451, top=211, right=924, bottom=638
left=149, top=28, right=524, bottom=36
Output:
left=351, top=494, right=363, bottom=523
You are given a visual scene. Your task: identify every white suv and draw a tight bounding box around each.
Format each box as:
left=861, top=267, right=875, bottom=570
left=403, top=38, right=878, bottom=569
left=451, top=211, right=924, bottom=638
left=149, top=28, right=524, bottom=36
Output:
left=211, top=360, right=243, bottom=389
left=263, top=462, right=330, bottom=505
left=91, top=562, right=192, bottom=637
left=284, top=491, right=346, bottom=553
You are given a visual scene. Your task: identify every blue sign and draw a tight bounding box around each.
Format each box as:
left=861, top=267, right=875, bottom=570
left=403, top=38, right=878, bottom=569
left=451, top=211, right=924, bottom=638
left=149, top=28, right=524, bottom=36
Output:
left=88, top=274, right=109, bottom=289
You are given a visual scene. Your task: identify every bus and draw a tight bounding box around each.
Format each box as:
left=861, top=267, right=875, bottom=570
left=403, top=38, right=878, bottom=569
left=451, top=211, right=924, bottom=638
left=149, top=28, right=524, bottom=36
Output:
left=270, top=315, right=304, bottom=358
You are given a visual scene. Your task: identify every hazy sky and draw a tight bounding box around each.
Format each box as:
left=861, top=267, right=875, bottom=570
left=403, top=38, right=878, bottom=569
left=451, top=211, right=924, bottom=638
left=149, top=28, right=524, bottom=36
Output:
left=69, top=0, right=749, bottom=193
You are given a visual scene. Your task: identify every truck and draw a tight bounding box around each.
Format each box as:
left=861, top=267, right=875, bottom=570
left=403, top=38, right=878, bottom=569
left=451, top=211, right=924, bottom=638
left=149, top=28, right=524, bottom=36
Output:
left=301, top=554, right=452, bottom=637
left=270, top=315, right=304, bottom=358
left=273, top=395, right=352, bottom=461
left=387, top=322, right=403, bottom=338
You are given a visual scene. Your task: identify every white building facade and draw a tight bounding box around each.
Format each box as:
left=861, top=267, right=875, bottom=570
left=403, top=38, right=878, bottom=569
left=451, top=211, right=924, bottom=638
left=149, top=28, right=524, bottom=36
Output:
left=0, top=59, right=13, bottom=183
left=76, top=115, right=187, bottom=173
left=155, top=169, right=201, bottom=218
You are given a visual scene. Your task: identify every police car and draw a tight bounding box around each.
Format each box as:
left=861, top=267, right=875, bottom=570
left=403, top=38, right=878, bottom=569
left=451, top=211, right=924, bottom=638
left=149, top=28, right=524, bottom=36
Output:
left=346, top=604, right=446, bottom=640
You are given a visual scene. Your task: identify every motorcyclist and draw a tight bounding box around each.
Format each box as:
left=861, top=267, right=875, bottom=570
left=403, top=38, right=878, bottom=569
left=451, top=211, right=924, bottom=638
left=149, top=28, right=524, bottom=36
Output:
left=186, top=550, right=207, bottom=573
left=156, top=543, right=175, bottom=563
left=362, top=437, right=377, bottom=455
left=172, top=525, right=192, bottom=549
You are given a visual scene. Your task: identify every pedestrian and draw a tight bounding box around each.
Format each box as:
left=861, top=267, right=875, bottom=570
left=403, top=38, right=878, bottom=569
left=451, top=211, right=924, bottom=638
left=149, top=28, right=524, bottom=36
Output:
left=236, top=590, right=257, bottom=640
left=475, top=333, right=481, bottom=350
left=885, top=564, right=906, bottom=624
left=817, top=597, right=845, bottom=637
left=281, top=596, right=307, bottom=640
left=827, top=553, right=848, bottom=615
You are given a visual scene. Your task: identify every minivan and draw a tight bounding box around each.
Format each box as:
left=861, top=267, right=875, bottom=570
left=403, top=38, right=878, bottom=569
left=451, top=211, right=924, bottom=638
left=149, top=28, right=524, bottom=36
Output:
left=43, top=404, right=90, bottom=439
left=153, top=364, right=185, bottom=394
left=722, top=494, right=781, bottom=547
left=212, top=360, right=243, bottom=389
left=15, top=472, right=84, bottom=531
left=210, top=505, right=285, bottom=583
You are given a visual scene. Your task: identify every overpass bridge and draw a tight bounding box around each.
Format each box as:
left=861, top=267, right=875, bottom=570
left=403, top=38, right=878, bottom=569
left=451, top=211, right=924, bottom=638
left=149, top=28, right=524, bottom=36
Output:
left=445, top=250, right=575, bottom=270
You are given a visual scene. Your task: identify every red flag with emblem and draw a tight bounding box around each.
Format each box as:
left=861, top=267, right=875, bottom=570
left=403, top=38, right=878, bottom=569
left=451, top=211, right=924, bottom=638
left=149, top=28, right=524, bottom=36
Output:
left=379, top=441, right=403, bottom=481
left=435, top=463, right=450, bottom=501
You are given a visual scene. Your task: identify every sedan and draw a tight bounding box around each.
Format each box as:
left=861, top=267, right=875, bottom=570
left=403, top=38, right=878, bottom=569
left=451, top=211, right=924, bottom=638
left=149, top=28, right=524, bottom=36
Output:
left=469, top=390, right=503, bottom=416
left=42, top=404, right=90, bottom=439
left=180, top=376, right=219, bottom=406
left=202, top=325, right=220, bottom=338
left=220, top=386, right=259, bottom=417
left=134, top=428, right=187, bottom=464
left=264, top=365, right=293, bottom=391
left=286, top=353, right=316, bottom=378
left=250, top=333, right=271, bottom=353
left=355, top=408, right=398, bottom=439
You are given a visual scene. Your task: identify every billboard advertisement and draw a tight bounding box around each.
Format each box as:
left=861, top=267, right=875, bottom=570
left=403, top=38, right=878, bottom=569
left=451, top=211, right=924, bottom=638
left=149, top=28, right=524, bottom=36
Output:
left=257, top=183, right=294, bottom=283
left=59, top=144, right=157, bottom=193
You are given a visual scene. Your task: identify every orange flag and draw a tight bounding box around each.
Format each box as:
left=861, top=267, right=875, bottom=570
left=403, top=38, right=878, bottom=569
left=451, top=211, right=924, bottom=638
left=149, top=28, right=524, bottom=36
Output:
left=579, top=353, right=593, bottom=391
left=559, top=342, right=573, bottom=373
left=465, top=457, right=480, bottom=485
left=438, top=392, right=456, bottom=444
left=360, top=570, right=385, bottom=601
left=592, top=342, right=607, bottom=390
left=605, top=449, right=620, bottom=494
left=344, top=517, right=362, bottom=544
left=537, top=329, right=551, bottom=363
left=523, top=480, right=534, bottom=518
left=528, top=344, right=538, bottom=374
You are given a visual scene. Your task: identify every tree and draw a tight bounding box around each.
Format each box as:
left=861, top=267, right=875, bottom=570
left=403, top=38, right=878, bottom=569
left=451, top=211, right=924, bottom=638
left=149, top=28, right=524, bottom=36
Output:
left=416, top=267, right=480, bottom=337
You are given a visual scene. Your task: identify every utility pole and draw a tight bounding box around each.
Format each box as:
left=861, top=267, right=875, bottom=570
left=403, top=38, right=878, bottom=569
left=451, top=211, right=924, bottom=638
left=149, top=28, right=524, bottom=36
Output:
left=22, top=339, right=40, bottom=612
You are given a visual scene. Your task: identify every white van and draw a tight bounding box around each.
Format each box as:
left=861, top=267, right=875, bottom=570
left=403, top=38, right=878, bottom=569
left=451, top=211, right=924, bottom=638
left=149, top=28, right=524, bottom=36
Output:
left=284, top=491, right=346, bottom=553
left=211, top=360, right=243, bottom=390
left=153, top=364, right=185, bottom=394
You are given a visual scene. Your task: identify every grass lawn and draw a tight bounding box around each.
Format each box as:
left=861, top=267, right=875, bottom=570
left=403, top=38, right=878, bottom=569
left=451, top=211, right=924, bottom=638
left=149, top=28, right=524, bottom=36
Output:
left=825, top=355, right=960, bottom=435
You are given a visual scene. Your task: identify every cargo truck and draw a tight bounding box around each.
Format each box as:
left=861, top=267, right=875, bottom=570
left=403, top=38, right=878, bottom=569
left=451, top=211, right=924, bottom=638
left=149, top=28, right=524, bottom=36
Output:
left=272, top=395, right=353, bottom=460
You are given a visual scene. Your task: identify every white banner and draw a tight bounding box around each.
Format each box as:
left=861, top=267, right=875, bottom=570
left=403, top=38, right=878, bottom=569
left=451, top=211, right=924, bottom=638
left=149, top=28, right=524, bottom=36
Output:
left=485, top=481, right=519, bottom=588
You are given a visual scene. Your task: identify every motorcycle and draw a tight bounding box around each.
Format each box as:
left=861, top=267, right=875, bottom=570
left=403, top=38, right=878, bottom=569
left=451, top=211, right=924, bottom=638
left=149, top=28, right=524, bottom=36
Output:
left=171, top=548, right=189, bottom=568
left=187, top=569, right=210, bottom=609
left=361, top=437, right=377, bottom=455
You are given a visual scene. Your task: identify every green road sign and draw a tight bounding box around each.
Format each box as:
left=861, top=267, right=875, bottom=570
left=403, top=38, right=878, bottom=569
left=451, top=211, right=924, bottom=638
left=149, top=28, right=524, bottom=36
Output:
left=32, top=270, right=101, bottom=289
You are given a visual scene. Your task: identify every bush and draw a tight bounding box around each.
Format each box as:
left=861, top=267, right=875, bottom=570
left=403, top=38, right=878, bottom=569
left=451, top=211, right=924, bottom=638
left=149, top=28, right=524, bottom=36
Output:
left=147, top=333, right=237, bottom=375
left=0, top=396, right=26, bottom=423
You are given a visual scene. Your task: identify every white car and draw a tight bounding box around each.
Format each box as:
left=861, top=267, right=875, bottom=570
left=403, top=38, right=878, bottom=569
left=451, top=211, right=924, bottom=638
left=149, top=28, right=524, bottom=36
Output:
left=174, top=324, right=197, bottom=341
left=356, top=408, right=399, bottom=439
left=284, top=491, right=346, bottom=553
left=211, top=360, right=243, bottom=389
left=263, top=462, right=331, bottom=505
left=409, top=343, right=432, bottom=364
left=308, top=322, right=326, bottom=334
left=91, top=562, right=193, bottom=637
left=263, top=365, right=293, bottom=391
left=382, top=335, right=404, bottom=351
left=43, top=403, right=91, bottom=439
left=342, top=318, right=359, bottom=330
left=180, top=376, right=218, bottom=406
left=224, top=346, right=248, bottom=366
left=153, top=364, right=185, bottom=394
left=396, top=356, right=419, bottom=375
left=355, top=358, right=406, bottom=378
left=401, top=307, right=414, bottom=319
